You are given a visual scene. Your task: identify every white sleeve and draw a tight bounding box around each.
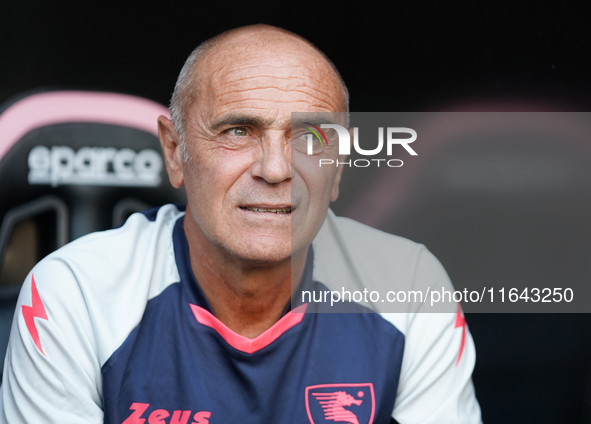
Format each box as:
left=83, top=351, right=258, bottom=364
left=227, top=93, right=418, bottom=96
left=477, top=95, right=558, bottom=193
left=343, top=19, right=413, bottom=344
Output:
left=384, top=249, right=482, bottom=424
left=391, top=312, right=481, bottom=424
left=0, top=260, right=103, bottom=424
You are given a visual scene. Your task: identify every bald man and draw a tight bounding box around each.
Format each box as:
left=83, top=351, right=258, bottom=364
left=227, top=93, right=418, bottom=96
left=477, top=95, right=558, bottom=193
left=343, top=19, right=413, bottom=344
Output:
left=0, top=25, right=481, bottom=424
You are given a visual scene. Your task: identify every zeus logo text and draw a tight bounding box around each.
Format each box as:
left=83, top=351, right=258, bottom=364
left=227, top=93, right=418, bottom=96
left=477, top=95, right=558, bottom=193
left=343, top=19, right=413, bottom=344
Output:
left=307, top=124, right=417, bottom=156
left=122, top=403, right=211, bottom=424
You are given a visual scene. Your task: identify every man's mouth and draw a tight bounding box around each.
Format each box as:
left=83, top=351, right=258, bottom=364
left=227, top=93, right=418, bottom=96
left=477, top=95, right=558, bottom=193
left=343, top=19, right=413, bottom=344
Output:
left=240, top=206, right=292, bottom=214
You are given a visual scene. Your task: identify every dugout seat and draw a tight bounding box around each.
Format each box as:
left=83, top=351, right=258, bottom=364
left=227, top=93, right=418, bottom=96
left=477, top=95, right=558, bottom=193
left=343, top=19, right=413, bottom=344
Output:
left=0, top=90, right=186, bottom=378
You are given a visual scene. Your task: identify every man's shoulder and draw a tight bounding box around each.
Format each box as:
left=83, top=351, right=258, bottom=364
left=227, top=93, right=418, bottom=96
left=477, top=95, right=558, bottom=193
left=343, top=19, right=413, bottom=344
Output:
left=314, top=209, right=429, bottom=270
left=312, top=210, right=454, bottom=318
left=322, top=210, right=421, bottom=251
left=18, top=204, right=186, bottom=365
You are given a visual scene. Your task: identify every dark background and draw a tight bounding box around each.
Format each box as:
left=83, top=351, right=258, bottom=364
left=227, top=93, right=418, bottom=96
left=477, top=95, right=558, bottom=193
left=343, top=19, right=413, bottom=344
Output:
left=2, top=1, right=591, bottom=422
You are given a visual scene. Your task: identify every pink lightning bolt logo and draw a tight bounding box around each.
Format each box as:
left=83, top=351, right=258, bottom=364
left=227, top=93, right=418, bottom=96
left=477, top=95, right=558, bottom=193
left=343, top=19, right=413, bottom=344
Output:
left=454, top=303, right=466, bottom=366
left=22, top=274, right=48, bottom=355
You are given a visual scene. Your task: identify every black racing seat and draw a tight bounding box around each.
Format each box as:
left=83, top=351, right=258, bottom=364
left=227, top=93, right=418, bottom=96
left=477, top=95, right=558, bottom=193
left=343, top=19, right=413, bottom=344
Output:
left=0, top=90, right=186, bottom=377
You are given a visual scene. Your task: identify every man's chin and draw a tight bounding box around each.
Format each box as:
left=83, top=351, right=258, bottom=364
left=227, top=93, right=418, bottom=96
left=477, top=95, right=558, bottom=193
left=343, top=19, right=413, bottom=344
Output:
left=221, top=239, right=293, bottom=266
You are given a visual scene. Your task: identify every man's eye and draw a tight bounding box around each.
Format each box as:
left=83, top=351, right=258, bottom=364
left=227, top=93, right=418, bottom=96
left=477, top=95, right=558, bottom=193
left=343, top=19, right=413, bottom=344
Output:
left=227, top=127, right=248, bottom=136
left=291, top=132, right=326, bottom=155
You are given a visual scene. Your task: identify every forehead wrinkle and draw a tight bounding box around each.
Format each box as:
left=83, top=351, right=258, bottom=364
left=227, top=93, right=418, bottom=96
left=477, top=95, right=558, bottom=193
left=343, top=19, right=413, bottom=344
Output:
left=220, top=85, right=318, bottom=94
left=209, top=108, right=294, bottom=129
left=219, top=92, right=339, bottom=109
left=210, top=113, right=278, bottom=130
left=200, top=48, right=346, bottom=108
left=220, top=62, right=339, bottom=89
left=220, top=65, right=322, bottom=82
left=223, top=75, right=310, bottom=87
left=216, top=68, right=332, bottom=89
left=213, top=97, right=337, bottom=114
left=204, top=50, right=314, bottom=77
left=221, top=82, right=336, bottom=105
left=211, top=80, right=341, bottom=111
left=221, top=62, right=313, bottom=72
left=245, top=75, right=334, bottom=95
left=215, top=86, right=338, bottom=104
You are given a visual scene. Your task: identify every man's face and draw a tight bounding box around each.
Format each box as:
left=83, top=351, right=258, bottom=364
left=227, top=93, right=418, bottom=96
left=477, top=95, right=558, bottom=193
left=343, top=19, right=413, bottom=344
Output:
left=167, top=35, right=345, bottom=264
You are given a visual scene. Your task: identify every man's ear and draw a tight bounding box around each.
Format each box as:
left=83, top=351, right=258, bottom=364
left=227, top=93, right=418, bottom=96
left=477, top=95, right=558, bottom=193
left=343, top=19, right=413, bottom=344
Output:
left=158, top=116, right=184, bottom=189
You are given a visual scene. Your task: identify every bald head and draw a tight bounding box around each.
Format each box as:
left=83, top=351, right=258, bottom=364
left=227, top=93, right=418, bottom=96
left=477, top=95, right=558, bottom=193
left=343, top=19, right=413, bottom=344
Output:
left=169, top=24, right=348, bottom=158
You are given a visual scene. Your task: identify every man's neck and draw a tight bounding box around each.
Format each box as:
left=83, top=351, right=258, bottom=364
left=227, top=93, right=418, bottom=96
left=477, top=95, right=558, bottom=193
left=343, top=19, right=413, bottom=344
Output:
left=183, top=212, right=308, bottom=339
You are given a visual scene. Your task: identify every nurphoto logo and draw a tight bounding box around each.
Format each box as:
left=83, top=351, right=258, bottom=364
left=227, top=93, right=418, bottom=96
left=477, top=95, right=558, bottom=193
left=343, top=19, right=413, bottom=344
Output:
left=302, top=123, right=418, bottom=168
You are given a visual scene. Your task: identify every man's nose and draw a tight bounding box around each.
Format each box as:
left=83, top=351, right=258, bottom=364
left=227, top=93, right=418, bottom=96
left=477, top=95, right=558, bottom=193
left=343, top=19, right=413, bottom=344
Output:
left=251, top=134, right=291, bottom=184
